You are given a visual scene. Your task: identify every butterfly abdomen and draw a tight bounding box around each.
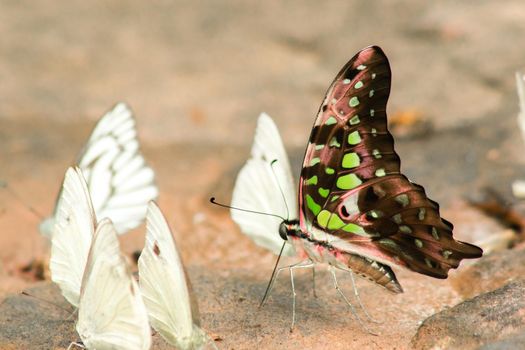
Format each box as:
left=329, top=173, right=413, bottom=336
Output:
left=289, top=230, right=403, bottom=294
left=342, top=252, right=403, bottom=293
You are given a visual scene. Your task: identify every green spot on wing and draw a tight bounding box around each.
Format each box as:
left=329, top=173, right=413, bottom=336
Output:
left=310, top=157, right=321, bottom=166
left=347, top=131, right=361, bottom=145
left=395, top=194, right=409, bottom=207
left=317, top=210, right=331, bottom=228
left=349, top=115, right=360, bottom=125
left=306, top=195, right=321, bottom=216
left=400, top=225, right=412, bottom=234
left=329, top=137, right=341, bottom=148
left=354, top=81, right=364, bottom=89
left=375, top=168, right=386, bottom=177
left=325, top=167, right=335, bottom=175
left=342, top=153, right=360, bottom=169
left=342, top=223, right=367, bottom=235
left=431, top=227, right=440, bottom=240
left=330, top=195, right=340, bottom=202
left=318, top=188, right=330, bottom=198
left=325, top=116, right=337, bottom=125
left=317, top=210, right=347, bottom=230
left=336, top=174, right=362, bottom=190
left=378, top=238, right=400, bottom=251
left=418, top=208, right=426, bottom=221
left=305, top=176, right=318, bottom=185
left=392, top=214, right=402, bottom=224
left=328, top=213, right=345, bottom=230
left=349, top=97, right=360, bottom=108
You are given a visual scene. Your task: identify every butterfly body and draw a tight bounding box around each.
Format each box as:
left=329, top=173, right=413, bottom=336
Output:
left=282, top=220, right=403, bottom=293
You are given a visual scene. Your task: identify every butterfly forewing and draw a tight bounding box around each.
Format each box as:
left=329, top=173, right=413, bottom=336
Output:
left=138, top=201, right=210, bottom=349
left=299, top=46, right=482, bottom=279
left=231, top=113, right=297, bottom=256
left=49, top=167, right=96, bottom=307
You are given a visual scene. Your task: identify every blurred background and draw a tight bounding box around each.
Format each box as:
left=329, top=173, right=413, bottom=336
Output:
left=1, top=1, right=525, bottom=349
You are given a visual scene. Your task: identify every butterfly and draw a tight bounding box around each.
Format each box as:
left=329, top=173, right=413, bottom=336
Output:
left=72, top=217, right=151, bottom=350
left=40, top=103, right=159, bottom=238
left=231, top=45, right=483, bottom=327
left=48, top=167, right=151, bottom=349
left=138, top=201, right=215, bottom=350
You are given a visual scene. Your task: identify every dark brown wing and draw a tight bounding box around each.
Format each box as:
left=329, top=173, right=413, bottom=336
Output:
left=298, top=46, right=482, bottom=278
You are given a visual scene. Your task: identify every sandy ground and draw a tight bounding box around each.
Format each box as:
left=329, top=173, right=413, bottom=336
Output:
left=1, top=1, right=525, bottom=349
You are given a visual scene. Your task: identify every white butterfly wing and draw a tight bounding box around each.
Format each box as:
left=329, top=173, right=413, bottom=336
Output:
left=77, top=218, right=151, bottom=350
left=78, top=103, right=159, bottom=234
left=231, top=113, right=297, bottom=256
left=39, top=103, right=159, bottom=238
left=49, top=167, right=96, bottom=308
left=138, top=201, right=209, bottom=349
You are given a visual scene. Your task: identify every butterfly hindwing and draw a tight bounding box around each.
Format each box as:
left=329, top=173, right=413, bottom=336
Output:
left=299, top=46, right=482, bottom=278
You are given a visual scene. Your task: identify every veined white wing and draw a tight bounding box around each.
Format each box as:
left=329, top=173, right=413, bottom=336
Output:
left=138, top=201, right=212, bottom=350
left=40, top=102, right=159, bottom=238
left=76, top=218, right=151, bottom=350
left=231, top=113, right=297, bottom=256
left=49, top=166, right=96, bottom=308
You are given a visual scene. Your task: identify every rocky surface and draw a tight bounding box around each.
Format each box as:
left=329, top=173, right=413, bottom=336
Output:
left=1, top=1, right=525, bottom=349
left=411, top=280, right=525, bottom=350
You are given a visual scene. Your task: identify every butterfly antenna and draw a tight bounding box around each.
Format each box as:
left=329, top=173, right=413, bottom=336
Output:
left=2, top=182, right=44, bottom=220
left=21, top=291, right=75, bottom=317
left=269, top=159, right=290, bottom=220
left=209, top=197, right=286, bottom=221
left=259, top=241, right=286, bottom=307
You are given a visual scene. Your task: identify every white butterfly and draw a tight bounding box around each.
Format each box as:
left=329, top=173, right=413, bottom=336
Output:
left=231, top=112, right=297, bottom=256
left=138, top=201, right=213, bottom=350
left=40, top=103, right=159, bottom=238
left=49, top=166, right=96, bottom=307
left=73, top=217, right=151, bottom=350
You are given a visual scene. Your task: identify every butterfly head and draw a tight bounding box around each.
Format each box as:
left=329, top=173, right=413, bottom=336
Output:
left=279, top=219, right=301, bottom=241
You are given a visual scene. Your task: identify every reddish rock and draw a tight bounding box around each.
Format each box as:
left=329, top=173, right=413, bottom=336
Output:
left=411, top=281, right=525, bottom=350
left=449, top=246, right=525, bottom=299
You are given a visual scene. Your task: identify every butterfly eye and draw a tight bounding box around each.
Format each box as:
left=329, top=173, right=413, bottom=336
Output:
left=278, top=222, right=289, bottom=241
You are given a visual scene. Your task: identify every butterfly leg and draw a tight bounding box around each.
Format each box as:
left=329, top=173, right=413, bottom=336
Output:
left=66, top=308, right=79, bottom=321
left=67, top=342, right=85, bottom=350
left=347, top=269, right=382, bottom=324
left=288, top=260, right=316, bottom=332
left=312, top=266, right=318, bottom=298
left=329, top=265, right=378, bottom=336
left=260, top=259, right=313, bottom=307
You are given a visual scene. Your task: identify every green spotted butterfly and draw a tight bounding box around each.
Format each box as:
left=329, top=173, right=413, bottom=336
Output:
left=231, top=46, right=482, bottom=311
